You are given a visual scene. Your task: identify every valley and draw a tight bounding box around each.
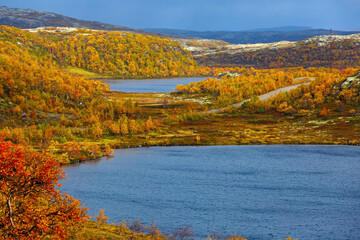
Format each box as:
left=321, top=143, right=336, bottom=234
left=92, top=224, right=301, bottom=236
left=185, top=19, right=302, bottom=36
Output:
left=0, top=5, right=359, bottom=240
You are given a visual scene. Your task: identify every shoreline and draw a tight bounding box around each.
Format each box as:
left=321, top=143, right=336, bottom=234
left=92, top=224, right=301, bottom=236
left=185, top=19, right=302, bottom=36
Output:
left=66, top=140, right=360, bottom=165
left=89, top=75, right=211, bottom=80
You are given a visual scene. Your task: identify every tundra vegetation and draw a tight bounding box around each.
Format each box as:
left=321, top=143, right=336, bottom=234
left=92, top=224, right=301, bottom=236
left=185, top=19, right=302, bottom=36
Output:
left=0, top=25, right=358, bottom=239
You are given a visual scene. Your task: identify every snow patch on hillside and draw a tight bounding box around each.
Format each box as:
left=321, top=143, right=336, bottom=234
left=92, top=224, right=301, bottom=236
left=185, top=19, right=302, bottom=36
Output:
left=182, top=33, right=360, bottom=57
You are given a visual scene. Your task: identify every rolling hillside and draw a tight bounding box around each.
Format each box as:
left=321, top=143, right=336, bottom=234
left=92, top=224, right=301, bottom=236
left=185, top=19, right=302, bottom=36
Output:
left=0, top=6, right=139, bottom=32
left=144, top=28, right=360, bottom=44
left=2, top=6, right=359, bottom=45
left=183, top=33, right=360, bottom=69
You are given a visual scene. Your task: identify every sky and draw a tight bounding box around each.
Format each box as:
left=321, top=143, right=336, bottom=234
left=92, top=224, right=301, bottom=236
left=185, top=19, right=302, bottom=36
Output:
left=2, top=0, right=360, bottom=31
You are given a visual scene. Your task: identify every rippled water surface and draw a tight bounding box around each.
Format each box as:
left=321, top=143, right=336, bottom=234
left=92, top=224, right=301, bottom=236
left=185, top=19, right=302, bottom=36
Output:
left=61, top=145, right=360, bottom=240
left=102, top=77, right=207, bottom=93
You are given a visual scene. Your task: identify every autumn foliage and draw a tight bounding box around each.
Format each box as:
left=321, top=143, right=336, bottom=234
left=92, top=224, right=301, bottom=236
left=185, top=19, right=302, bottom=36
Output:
left=0, top=26, right=165, bottom=160
left=1, top=24, right=349, bottom=240
left=175, top=67, right=359, bottom=115
left=261, top=68, right=360, bottom=115
left=0, top=26, right=202, bottom=78
left=176, top=67, right=300, bottom=107
left=196, top=38, right=360, bottom=69
left=0, top=138, right=88, bottom=239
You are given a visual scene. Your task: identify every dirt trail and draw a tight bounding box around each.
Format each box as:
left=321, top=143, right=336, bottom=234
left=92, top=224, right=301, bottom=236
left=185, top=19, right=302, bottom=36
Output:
left=203, top=79, right=312, bottom=114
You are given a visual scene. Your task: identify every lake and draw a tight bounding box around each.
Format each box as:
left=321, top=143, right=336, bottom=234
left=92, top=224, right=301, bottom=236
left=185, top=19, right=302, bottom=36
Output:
left=61, top=145, right=360, bottom=240
left=102, top=77, right=207, bottom=93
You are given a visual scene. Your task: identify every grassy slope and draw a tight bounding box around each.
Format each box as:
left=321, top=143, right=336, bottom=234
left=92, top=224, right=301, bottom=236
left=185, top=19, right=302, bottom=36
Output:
left=100, top=99, right=360, bottom=148
left=66, top=67, right=106, bottom=79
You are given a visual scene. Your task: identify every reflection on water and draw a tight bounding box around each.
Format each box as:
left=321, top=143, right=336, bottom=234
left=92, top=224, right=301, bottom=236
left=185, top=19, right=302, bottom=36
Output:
left=62, top=145, right=360, bottom=240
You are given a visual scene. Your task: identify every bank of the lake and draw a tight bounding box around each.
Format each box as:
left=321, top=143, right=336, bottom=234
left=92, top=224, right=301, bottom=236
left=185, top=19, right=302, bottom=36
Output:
left=61, top=145, right=360, bottom=240
left=60, top=76, right=359, bottom=166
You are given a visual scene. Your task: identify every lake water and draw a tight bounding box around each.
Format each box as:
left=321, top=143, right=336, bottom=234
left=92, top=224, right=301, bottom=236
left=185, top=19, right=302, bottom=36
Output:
left=61, top=145, right=360, bottom=240
left=102, top=77, right=207, bottom=93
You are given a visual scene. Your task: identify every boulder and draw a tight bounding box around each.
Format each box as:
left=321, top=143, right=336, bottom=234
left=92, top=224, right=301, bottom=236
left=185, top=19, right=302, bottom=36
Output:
left=216, top=71, right=240, bottom=79
left=333, top=72, right=360, bottom=91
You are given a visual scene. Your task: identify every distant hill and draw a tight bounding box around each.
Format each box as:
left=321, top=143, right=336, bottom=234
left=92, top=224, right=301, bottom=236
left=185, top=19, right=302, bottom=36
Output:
left=1, top=6, right=359, bottom=45
left=143, top=28, right=360, bottom=44
left=246, top=26, right=313, bottom=32
left=188, top=33, right=360, bottom=69
left=0, top=6, right=138, bottom=32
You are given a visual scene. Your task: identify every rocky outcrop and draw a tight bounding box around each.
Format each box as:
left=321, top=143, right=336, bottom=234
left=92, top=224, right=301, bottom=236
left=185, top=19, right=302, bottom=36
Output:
left=216, top=72, right=241, bottom=79
left=333, top=72, right=360, bottom=91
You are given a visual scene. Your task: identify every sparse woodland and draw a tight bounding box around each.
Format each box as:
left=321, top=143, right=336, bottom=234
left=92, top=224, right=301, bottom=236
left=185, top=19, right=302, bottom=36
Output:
left=175, top=67, right=359, bottom=112
left=195, top=39, right=360, bottom=69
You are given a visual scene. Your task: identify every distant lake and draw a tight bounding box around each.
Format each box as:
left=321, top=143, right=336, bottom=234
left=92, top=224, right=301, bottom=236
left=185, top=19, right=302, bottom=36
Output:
left=101, top=77, right=207, bottom=93
left=61, top=145, right=360, bottom=240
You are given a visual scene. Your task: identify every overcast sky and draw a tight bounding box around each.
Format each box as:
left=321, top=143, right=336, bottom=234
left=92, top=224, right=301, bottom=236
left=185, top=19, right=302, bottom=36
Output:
left=2, top=0, right=360, bottom=31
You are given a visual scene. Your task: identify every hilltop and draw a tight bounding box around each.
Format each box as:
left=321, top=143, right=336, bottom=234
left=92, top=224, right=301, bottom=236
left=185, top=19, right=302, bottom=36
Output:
left=183, top=33, right=360, bottom=55
left=0, top=6, right=141, bottom=33
left=2, top=6, right=360, bottom=46
left=143, top=28, right=360, bottom=44
left=183, top=33, right=360, bottom=69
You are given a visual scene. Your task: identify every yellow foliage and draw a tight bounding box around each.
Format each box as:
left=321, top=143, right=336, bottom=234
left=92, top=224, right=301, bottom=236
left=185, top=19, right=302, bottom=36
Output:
left=12, top=127, right=26, bottom=144
left=120, top=118, right=129, bottom=135
left=95, top=209, right=108, bottom=228
left=89, top=123, right=103, bottom=139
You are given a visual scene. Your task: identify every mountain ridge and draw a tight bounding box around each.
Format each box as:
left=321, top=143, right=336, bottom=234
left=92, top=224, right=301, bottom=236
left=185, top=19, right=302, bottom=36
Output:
left=245, top=26, right=313, bottom=32
left=143, top=28, right=360, bottom=44
left=1, top=6, right=360, bottom=44
left=0, top=6, right=140, bottom=33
